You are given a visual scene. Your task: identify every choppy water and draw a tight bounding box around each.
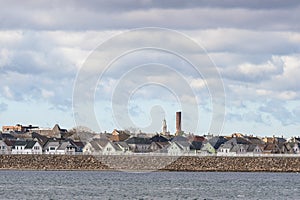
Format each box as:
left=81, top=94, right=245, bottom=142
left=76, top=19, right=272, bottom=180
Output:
left=0, top=170, right=299, bottom=199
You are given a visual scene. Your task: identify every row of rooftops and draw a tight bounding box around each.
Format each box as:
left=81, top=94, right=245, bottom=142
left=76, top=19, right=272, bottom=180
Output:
left=2, top=124, right=300, bottom=154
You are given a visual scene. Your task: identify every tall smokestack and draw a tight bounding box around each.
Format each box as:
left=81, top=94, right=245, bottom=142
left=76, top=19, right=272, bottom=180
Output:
left=176, top=111, right=181, bottom=135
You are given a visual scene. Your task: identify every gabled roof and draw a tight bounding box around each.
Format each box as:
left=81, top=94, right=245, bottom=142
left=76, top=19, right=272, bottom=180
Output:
left=171, top=136, right=188, bottom=142
left=187, top=135, right=206, bottom=142
left=94, top=138, right=109, bottom=148
left=13, top=140, right=27, bottom=146
left=106, top=141, right=122, bottom=151
left=190, top=141, right=203, bottom=150
left=31, top=132, right=49, bottom=145
left=72, top=141, right=85, bottom=148
left=150, top=134, right=169, bottom=142
left=89, top=141, right=103, bottom=151
left=264, top=143, right=280, bottom=152
left=0, top=133, right=15, bottom=140
left=45, top=141, right=60, bottom=148
left=276, top=137, right=287, bottom=144
left=225, top=137, right=251, bottom=145
left=25, top=141, right=38, bottom=149
left=208, top=136, right=228, bottom=149
left=110, top=130, right=130, bottom=142
left=126, top=137, right=151, bottom=144
left=170, top=142, right=184, bottom=150
left=115, top=141, right=130, bottom=149
left=247, top=144, right=259, bottom=152
left=244, top=136, right=265, bottom=145
left=4, top=140, right=15, bottom=146
left=174, top=140, right=190, bottom=148
left=155, top=141, right=170, bottom=148
left=57, top=141, right=75, bottom=150
left=53, top=124, right=67, bottom=133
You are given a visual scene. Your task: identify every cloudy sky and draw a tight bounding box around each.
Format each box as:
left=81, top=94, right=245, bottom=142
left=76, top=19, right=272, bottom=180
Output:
left=1, top=0, right=300, bottom=137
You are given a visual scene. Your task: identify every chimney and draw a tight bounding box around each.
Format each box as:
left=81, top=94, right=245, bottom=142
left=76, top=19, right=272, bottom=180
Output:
left=176, top=111, right=181, bottom=135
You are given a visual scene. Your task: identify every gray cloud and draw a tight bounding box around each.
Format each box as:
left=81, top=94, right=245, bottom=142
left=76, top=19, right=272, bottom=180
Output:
left=1, top=1, right=300, bottom=134
left=0, top=1, right=300, bottom=31
left=259, top=100, right=295, bottom=126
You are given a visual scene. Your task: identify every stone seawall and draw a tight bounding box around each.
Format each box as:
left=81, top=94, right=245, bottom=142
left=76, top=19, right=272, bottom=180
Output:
left=1, top=155, right=300, bottom=172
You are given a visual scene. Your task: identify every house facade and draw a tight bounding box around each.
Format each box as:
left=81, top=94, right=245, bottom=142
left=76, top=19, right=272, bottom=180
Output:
left=0, top=140, right=9, bottom=154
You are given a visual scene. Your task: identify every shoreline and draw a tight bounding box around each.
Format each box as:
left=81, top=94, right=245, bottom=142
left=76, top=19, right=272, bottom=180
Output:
left=0, top=168, right=298, bottom=173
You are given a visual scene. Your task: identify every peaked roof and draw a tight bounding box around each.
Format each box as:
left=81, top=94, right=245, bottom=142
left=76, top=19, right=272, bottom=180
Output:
left=150, top=134, right=169, bottom=142
left=171, top=136, right=188, bottom=142
left=106, top=141, right=122, bottom=151
left=244, top=136, right=265, bottom=145
left=126, top=137, right=151, bottom=144
left=174, top=140, right=190, bottom=148
left=25, top=141, right=38, bottom=149
left=13, top=140, right=27, bottom=146
left=208, top=136, right=228, bottom=149
left=89, top=140, right=103, bottom=151
left=225, top=137, right=251, bottom=145
left=115, top=141, right=130, bottom=149
left=190, top=141, right=203, bottom=150
left=57, top=141, right=75, bottom=150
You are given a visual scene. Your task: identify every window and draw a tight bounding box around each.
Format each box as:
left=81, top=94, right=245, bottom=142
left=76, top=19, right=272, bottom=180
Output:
left=50, top=147, right=55, bottom=150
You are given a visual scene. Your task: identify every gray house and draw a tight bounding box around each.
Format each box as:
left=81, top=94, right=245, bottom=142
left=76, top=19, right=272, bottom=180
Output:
left=125, top=137, right=151, bottom=153
left=217, top=137, right=251, bottom=156
left=0, top=139, right=9, bottom=154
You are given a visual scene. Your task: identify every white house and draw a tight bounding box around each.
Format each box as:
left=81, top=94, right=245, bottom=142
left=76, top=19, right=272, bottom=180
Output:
left=102, top=142, right=123, bottom=155
left=167, top=141, right=190, bottom=155
left=44, top=141, right=60, bottom=154
left=83, top=139, right=108, bottom=155
left=56, top=141, right=76, bottom=155
left=23, top=141, right=42, bottom=154
left=11, top=141, right=27, bottom=154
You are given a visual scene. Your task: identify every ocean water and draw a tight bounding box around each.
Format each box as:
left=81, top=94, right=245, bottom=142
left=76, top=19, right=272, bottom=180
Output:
left=0, top=170, right=299, bottom=200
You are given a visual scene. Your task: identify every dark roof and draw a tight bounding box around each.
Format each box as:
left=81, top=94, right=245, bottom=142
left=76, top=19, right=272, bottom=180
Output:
left=276, top=137, right=287, bottom=144
left=208, top=136, right=228, bottom=149
left=187, top=135, right=206, bottom=142
left=4, top=140, right=15, bottom=146
left=72, top=141, right=85, bottom=148
left=0, top=133, right=15, bottom=140
left=225, top=137, right=251, bottom=145
left=53, top=124, right=67, bottom=133
left=31, top=132, right=49, bottom=144
left=126, top=137, right=151, bottom=144
left=150, top=135, right=169, bottom=143
left=247, top=144, right=259, bottom=152
left=244, top=136, right=265, bottom=145
left=171, top=136, right=188, bottom=142
left=13, top=140, right=27, bottom=146
left=190, top=141, right=203, bottom=150
left=25, top=141, right=37, bottom=149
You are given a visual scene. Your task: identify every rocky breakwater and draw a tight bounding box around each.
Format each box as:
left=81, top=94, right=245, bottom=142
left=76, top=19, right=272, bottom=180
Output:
left=0, top=155, right=109, bottom=170
left=1, top=155, right=300, bottom=172
left=163, top=156, right=300, bottom=172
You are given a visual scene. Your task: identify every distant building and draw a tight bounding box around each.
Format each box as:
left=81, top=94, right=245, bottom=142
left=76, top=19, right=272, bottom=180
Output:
left=30, top=124, right=67, bottom=138
left=161, top=118, right=170, bottom=136
left=2, top=124, right=38, bottom=133
left=110, top=129, right=130, bottom=142
left=175, top=111, right=184, bottom=136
